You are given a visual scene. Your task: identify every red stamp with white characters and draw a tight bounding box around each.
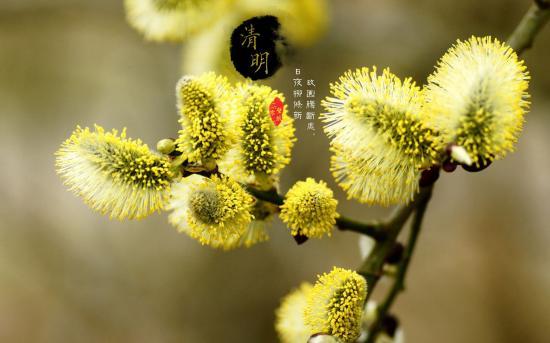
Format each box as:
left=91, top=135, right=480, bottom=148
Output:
left=269, top=97, right=284, bottom=126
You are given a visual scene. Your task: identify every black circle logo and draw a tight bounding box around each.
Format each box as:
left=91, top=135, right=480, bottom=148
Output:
left=230, top=16, right=285, bottom=80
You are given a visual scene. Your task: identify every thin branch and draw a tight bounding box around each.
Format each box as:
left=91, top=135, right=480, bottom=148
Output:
left=336, top=216, right=386, bottom=241
left=364, top=187, right=432, bottom=343
left=244, top=185, right=284, bottom=206
left=356, top=185, right=433, bottom=303
left=507, top=1, right=550, bottom=54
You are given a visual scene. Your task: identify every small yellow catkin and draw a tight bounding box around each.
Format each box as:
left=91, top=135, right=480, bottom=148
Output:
left=218, top=83, right=296, bottom=188
left=167, top=174, right=255, bottom=250
left=175, top=72, right=236, bottom=164
left=304, top=267, right=367, bottom=342
left=280, top=178, right=339, bottom=239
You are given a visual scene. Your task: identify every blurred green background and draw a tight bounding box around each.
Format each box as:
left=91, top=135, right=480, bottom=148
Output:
left=1, top=0, right=550, bottom=342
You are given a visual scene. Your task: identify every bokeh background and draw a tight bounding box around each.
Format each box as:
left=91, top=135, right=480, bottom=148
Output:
left=1, top=0, right=550, bottom=342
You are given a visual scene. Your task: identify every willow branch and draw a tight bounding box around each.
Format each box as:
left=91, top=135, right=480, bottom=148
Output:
left=364, top=187, right=432, bottom=343
left=507, top=1, right=550, bottom=54
left=360, top=2, right=549, bottom=341
left=336, top=217, right=386, bottom=241
left=244, top=185, right=284, bottom=206
left=356, top=185, right=433, bottom=303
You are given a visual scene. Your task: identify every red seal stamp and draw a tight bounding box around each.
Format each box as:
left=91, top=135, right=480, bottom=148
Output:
left=269, top=97, right=284, bottom=126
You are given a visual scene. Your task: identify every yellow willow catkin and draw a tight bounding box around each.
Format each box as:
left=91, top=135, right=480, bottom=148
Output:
left=322, top=66, right=441, bottom=206
left=218, top=83, right=295, bottom=188
left=55, top=125, right=174, bottom=220
left=124, top=0, right=232, bottom=42
left=175, top=72, right=236, bottom=164
left=304, top=267, right=367, bottom=342
left=424, top=36, right=530, bottom=167
left=280, top=178, right=339, bottom=239
left=275, top=282, right=314, bottom=343
left=167, top=174, right=255, bottom=250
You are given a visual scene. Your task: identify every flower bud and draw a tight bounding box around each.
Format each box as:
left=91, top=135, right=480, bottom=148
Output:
left=156, top=138, right=176, bottom=155
left=449, top=145, right=472, bottom=166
